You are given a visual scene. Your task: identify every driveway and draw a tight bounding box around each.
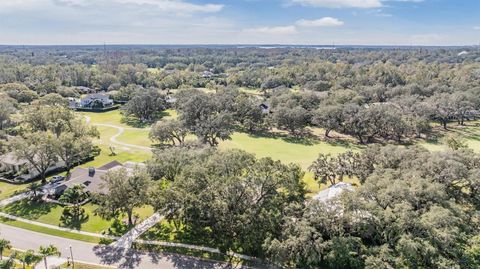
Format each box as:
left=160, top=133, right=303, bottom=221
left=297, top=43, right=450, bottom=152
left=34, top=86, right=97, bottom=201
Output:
left=0, top=223, right=259, bottom=269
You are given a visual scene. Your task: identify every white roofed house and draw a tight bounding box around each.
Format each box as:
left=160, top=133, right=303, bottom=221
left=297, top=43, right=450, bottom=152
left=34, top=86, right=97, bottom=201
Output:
left=79, top=94, right=114, bottom=109
left=0, top=152, right=65, bottom=182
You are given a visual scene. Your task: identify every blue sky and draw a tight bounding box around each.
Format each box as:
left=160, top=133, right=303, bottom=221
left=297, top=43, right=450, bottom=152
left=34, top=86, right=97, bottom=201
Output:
left=0, top=0, right=479, bottom=45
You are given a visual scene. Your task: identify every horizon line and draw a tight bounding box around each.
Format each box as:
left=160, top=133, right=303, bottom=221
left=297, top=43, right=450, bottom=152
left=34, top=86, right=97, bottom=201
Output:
left=0, top=43, right=479, bottom=48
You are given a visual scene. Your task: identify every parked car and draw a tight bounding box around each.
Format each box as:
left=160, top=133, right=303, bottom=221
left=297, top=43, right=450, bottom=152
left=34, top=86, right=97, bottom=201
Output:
left=51, top=175, right=65, bottom=184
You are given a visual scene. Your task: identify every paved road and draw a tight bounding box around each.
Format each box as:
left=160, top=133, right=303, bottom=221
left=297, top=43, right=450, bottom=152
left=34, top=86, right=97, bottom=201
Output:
left=0, top=223, right=246, bottom=269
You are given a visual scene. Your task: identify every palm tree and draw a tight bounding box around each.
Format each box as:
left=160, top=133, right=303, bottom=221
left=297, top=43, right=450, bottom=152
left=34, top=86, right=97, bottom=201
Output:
left=59, top=184, right=88, bottom=218
left=38, top=245, right=60, bottom=269
left=0, top=239, right=11, bottom=260
left=28, top=182, right=41, bottom=198
left=18, top=250, right=40, bottom=269
left=0, top=254, right=16, bottom=269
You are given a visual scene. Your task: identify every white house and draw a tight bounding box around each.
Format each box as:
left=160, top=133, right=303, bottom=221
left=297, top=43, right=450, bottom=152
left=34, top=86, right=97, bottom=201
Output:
left=79, top=94, right=114, bottom=109
left=0, top=153, right=65, bottom=182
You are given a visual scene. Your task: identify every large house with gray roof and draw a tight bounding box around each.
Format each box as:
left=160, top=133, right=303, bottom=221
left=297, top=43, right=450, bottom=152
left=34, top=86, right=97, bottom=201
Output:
left=47, top=161, right=145, bottom=197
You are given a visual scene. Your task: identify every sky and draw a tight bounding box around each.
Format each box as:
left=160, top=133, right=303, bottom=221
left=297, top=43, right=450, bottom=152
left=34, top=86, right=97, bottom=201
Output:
left=0, top=0, right=479, bottom=45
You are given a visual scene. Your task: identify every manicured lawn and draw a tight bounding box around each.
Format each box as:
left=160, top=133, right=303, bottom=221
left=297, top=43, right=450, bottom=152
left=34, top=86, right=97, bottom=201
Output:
left=80, top=110, right=127, bottom=127
left=0, top=217, right=101, bottom=243
left=116, top=129, right=152, bottom=147
left=1, top=200, right=155, bottom=234
left=220, top=131, right=362, bottom=170
left=80, top=146, right=151, bottom=168
left=0, top=182, right=29, bottom=200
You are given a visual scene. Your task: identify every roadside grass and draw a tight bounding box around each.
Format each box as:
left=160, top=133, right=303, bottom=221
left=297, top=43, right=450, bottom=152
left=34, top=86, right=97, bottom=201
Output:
left=58, top=262, right=116, bottom=269
left=136, top=243, right=253, bottom=267
left=1, top=199, right=155, bottom=235
left=0, top=217, right=101, bottom=244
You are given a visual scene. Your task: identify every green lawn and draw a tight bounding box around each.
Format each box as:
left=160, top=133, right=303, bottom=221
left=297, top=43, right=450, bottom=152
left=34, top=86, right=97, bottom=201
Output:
left=80, top=110, right=127, bottom=127
left=0, top=217, right=101, bottom=243
left=1, top=200, right=154, bottom=234
left=0, top=182, right=29, bottom=200
left=80, top=145, right=151, bottom=168
left=116, top=129, right=152, bottom=147
left=220, top=131, right=362, bottom=170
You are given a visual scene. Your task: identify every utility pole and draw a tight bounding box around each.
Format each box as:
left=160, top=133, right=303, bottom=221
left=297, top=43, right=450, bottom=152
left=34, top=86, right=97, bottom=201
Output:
left=69, top=245, right=75, bottom=269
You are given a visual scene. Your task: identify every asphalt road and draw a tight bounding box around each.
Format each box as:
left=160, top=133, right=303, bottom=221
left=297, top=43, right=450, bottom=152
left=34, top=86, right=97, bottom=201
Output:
left=0, top=223, right=244, bottom=269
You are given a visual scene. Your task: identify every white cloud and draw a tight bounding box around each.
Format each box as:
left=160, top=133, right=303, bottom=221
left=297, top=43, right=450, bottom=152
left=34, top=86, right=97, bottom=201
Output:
left=296, top=17, right=344, bottom=27
left=474, top=26, right=480, bottom=30
left=1, top=0, right=223, bottom=13
left=244, top=25, right=297, bottom=34
left=113, top=0, right=223, bottom=13
left=290, top=0, right=424, bottom=8
left=291, top=0, right=382, bottom=8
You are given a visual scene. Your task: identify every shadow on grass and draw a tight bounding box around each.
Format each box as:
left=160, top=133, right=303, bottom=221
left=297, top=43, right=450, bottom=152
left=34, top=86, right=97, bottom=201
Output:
left=2, top=200, right=56, bottom=220
left=141, top=221, right=216, bottom=249
left=244, top=128, right=320, bottom=146
left=120, top=116, right=150, bottom=128
left=120, top=111, right=170, bottom=128
left=60, top=211, right=89, bottom=230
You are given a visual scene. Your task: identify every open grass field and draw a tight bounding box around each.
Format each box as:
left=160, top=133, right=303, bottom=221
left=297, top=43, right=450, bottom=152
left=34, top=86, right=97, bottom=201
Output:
left=220, top=131, right=361, bottom=170
left=1, top=199, right=154, bottom=234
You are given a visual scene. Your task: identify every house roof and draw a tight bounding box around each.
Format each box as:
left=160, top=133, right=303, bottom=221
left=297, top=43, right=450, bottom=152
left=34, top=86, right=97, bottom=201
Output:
left=82, top=93, right=111, bottom=101
left=98, top=160, right=123, bottom=170
left=0, top=153, right=28, bottom=166
left=54, top=161, right=143, bottom=195
left=313, top=182, right=354, bottom=202
left=62, top=167, right=109, bottom=194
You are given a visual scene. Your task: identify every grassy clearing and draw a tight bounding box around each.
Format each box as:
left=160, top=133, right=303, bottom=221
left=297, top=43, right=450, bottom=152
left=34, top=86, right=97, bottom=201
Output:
left=220, top=131, right=362, bottom=170
left=417, top=121, right=480, bottom=152
left=1, top=199, right=154, bottom=234
left=116, top=129, right=152, bottom=147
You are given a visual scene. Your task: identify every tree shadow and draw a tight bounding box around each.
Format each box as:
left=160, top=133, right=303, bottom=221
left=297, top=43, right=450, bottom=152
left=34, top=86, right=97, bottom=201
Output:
left=120, top=111, right=170, bottom=128
left=2, top=200, right=55, bottom=219
left=60, top=210, right=89, bottom=230
left=245, top=129, right=320, bottom=146
left=93, top=245, right=142, bottom=269
left=120, top=116, right=150, bottom=128
left=106, top=218, right=132, bottom=237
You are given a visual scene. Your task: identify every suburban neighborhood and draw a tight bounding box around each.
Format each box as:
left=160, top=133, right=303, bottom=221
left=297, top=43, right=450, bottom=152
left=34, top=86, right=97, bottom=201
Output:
left=0, top=0, right=480, bottom=268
